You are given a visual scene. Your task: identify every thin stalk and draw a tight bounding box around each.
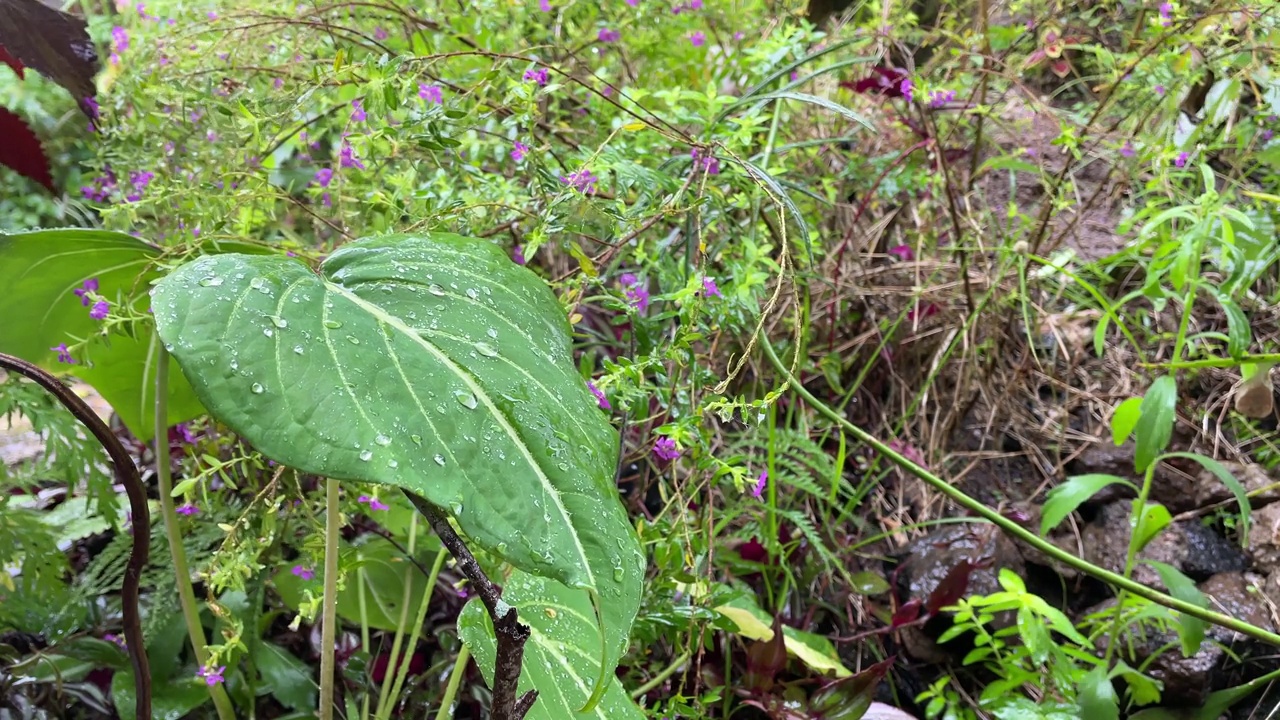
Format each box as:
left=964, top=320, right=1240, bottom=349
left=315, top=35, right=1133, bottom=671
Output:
left=759, top=336, right=1280, bottom=647
left=384, top=546, right=448, bottom=716
left=630, top=651, right=691, bottom=700
left=153, top=346, right=236, bottom=720
left=319, top=478, right=341, bottom=720
left=357, top=567, right=371, bottom=720
left=433, top=645, right=472, bottom=720
left=1104, top=462, right=1159, bottom=665
left=374, top=514, right=420, bottom=719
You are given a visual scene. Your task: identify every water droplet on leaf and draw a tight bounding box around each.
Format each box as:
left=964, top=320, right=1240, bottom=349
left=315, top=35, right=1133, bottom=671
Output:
left=454, top=391, right=478, bottom=410
left=359, top=449, right=373, bottom=462
left=250, top=382, right=265, bottom=394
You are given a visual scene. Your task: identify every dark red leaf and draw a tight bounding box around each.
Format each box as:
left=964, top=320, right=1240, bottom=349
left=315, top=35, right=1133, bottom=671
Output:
left=840, top=66, right=908, bottom=98
left=0, top=107, right=54, bottom=192
left=736, top=536, right=769, bottom=564
left=924, top=559, right=978, bottom=615
left=0, top=0, right=100, bottom=116
left=743, top=614, right=788, bottom=692
left=890, top=599, right=922, bottom=629
left=810, top=657, right=895, bottom=720
left=0, top=44, right=23, bottom=78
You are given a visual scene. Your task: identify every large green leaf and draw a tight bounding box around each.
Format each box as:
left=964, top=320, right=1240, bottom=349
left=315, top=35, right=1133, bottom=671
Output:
left=0, top=229, right=201, bottom=440
left=151, top=233, right=644, bottom=701
left=458, top=570, right=645, bottom=720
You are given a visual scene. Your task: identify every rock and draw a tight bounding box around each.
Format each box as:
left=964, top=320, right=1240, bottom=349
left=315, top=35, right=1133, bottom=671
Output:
left=1088, top=572, right=1274, bottom=706
left=1181, top=521, right=1247, bottom=579
left=1196, top=461, right=1280, bottom=509
left=1248, top=502, right=1280, bottom=572
left=1066, top=441, right=1203, bottom=513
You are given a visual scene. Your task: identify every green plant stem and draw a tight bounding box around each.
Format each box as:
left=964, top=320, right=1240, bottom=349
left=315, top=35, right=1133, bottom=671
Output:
left=319, top=478, right=341, bottom=720
left=434, top=644, right=472, bottom=720
left=154, top=346, right=236, bottom=720
left=630, top=651, right=690, bottom=700
left=375, top=514, right=418, bottom=719
left=758, top=336, right=1280, bottom=648
left=1142, top=352, right=1280, bottom=370
left=1104, top=462, right=1159, bottom=666
left=384, top=546, right=448, bottom=716
left=357, top=567, right=371, bottom=720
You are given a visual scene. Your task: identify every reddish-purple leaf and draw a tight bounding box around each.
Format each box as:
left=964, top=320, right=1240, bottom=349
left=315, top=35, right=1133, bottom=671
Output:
left=890, top=598, right=922, bottom=629
left=840, top=66, right=908, bottom=98
left=0, top=107, right=54, bottom=192
left=0, top=0, right=100, bottom=116
left=924, top=558, right=982, bottom=615
left=810, top=657, right=895, bottom=720
left=743, top=614, right=789, bottom=692
left=0, top=45, right=23, bottom=78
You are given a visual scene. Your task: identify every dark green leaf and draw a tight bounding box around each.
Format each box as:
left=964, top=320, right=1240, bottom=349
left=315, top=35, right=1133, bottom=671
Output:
left=1078, top=665, right=1119, bottom=720
left=1145, top=560, right=1207, bottom=657
left=1134, top=376, right=1177, bottom=473
left=258, top=642, right=316, bottom=711
left=111, top=669, right=210, bottom=720
left=1133, top=501, right=1172, bottom=553
left=1163, top=452, right=1252, bottom=543
left=1111, top=397, right=1143, bottom=445
left=1041, top=474, right=1136, bottom=535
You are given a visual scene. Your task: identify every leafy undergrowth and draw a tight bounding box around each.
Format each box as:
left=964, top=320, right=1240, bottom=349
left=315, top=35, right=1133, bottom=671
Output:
left=4, top=0, right=1280, bottom=719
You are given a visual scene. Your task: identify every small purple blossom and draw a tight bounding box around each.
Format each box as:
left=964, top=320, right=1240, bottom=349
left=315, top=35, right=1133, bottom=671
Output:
left=539, top=0, right=551, bottom=9
left=173, top=423, right=198, bottom=445
left=111, top=26, right=129, bottom=55
left=900, top=77, right=914, bottom=103
left=176, top=503, right=199, bottom=516
left=314, top=167, right=334, bottom=187
left=588, top=381, right=610, bottom=410
left=560, top=169, right=598, bottom=194
left=51, top=343, right=75, bottom=365
left=198, top=665, right=225, bottom=686
left=524, top=68, right=549, bottom=85
left=887, top=244, right=914, bottom=262
left=350, top=99, right=366, bottom=123
left=1159, top=2, right=1173, bottom=25
left=374, top=27, right=389, bottom=40
left=928, top=89, right=956, bottom=108
left=511, top=141, right=529, bottom=162
left=513, top=245, right=526, bottom=265
left=104, top=633, right=126, bottom=649
left=90, top=300, right=110, bottom=321
left=619, top=274, right=650, bottom=312
left=74, top=277, right=99, bottom=306
left=702, top=276, right=721, bottom=297
left=1120, top=141, right=1136, bottom=157
left=627, top=0, right=639, bottom=5
left=751, top=470, right=767, bottom=499
left=598, top=28, right=621, bottom=43
left=1175, top=151, right=1189, bottom=168
left=418, top=83, right=443, bottom=104
left=1263, top=129, right=1275, bottom=142
left=291, top=564, right=315, bottom=580
left=340, top=141, right=365, bottom=170
left=689, top=31, right=706, bottom=47
left=653, top=437, right=681, bottom=461
left=691, top=148, right=719, bottom=174
left=369, top=498, right=389, bottom=511
left=1155, top=84, right=1166, bottom=96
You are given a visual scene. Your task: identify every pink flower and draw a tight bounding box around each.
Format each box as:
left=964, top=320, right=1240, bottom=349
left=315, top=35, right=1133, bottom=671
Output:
left=511, top=141, right=529, bottom=162
left=374, top=26, right=389, bottom=40
left=197, top=665, right=225, bottom=686
left=653, top=437, right=681, bottom=461
left=51, top=344, right=75, bottom=364
left=887, top=244, right=913, bottom=262
left=176, top=503, right=199, bottom=516
left=539, top=0, right=551, bottom=9
left=291, top=564, right=315, bottom=580
left=588, top=381, right=610, bottom=410
left=751, top=470, right=767, bottom=499
left=598, top=28, right=620, bottom=43
left=702, top=277, right=721, bottom=297
left=689, top=31, right=706, bottom=47
left=418, top=83, right=443, bottom=104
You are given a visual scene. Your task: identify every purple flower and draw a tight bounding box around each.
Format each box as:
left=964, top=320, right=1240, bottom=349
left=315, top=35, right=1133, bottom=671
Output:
left=513, top=245, right=526, bottom=265
left=1120, top=140, right=1136, bottom=157
left=369, top=498, right=389, bottom=511
left=1155, top=84, right=1165, bottom=96
left=207, top=10, right=218, bottom=19
left=887, top=244, right=914, bottom=262
left=598, top=28, right=621, bottom=43
left=689, top=31, right=706, bottom=47
left=51, top=343, right=75, bottom=364
left=702, top=276, right=721, bottom=297
left=588, top=381, right=610, bottom=410
left=653, top=437, right=681, bottom=461
left=198, top=665, right=225, bottom=686
left=111, top=26, right=129, bottom=55
left=274, top=77, right=285, bottom=90
left=927, top=89, right=956, bottom=108
left=350, top=99, right=367, bottom=123
left=900, top=77, right=914, bottom=103
left=619, top=274, right=650, bottom=312
left=751, top=470, right=767, bottom=499
left=1159, top=2, right=1173, bottom=23
left=418, top=83, right=443, bottom=104
left=627, top=0, right=638, bottom=5
left=74, top=278, right=99, bottom=306
left=173, top=423, right=198, bottom=445
left=176, top=503, right=199, bottom=516
left=291, top=564, right=315, bottom=580
left=560, top=169, right=598, bottom=194
left=374, top=26, right=389, bottom=40
left=1264, top=129, right=1275, bottom=142
left=511, top=141, right=529, bottom=162
left=104, top=633, right=126, bottom=649
left=90, top=300, right=110, bottom=320
left=1175, top=151, right=1189, bottom=168
left=539, top=0, right=551, bottom=9
left=358, top=494, right=370, bottom=503
left=340, top=141, right=364, bottom=170
left=691, top=148, right=719, bottom=174
left=524, top=68, right=549, bottom=85
left=314, top=167, right=334, bottom=187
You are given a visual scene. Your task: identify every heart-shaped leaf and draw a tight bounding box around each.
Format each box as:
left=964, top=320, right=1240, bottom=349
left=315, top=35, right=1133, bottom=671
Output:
left=458, top=570, right=644, bottom=720
left=0, top=0, right=100, bottom=114
left=151, top=233, right=644, bottom=702
left=0, top=229, right=206, bottom=440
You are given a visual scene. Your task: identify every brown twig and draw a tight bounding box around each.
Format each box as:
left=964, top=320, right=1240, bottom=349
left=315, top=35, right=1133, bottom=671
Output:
left=404, top=492, right=538, bottom=720
left=0, top=354, right=150, bottom=718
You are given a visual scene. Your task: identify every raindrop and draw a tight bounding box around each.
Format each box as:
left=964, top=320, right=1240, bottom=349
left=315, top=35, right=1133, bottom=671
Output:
left=374, top=434, right=391, bottom=446
left=270, top=316, right=288, bottom=328
left=293, top=345, right=304, bottom=354
left=388, top=459, right=399, bottom=469
left=465, top=288, right=478, bottom=300
left=198, top=275, right=224, bottom=287
left=475, top=342, right=499, bottom=357
left=359, top=449, right=373, bottom=462
left=324, top=319, right=343, bottom=329
left=613, top=567, right=625, bottom=582
left=346, top=336, right=360, bottom=345
left=263, top=328, right=274, bottom=338
left=486, top=328, right=498, bottom=339
left=433, top=454, right=446, bottom=466
left=411, top=435, right=423, bottom=445
left=454, top=391, right=478, bottom=410
left=428, top=284, right=447, bottom=296
left=249, top=277, right=271, bottom=294
left=250, top=382, right=265, bottom=394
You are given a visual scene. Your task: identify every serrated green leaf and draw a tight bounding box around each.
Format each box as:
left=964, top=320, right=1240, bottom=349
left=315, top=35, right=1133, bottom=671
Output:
left=458, top=570, right=645, bottom=720
left=1041, top=474, right=1137, bottom=535
left=1134, top=376, right=1177, bottom=473
left=151, top=233, right=644, bottom=704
